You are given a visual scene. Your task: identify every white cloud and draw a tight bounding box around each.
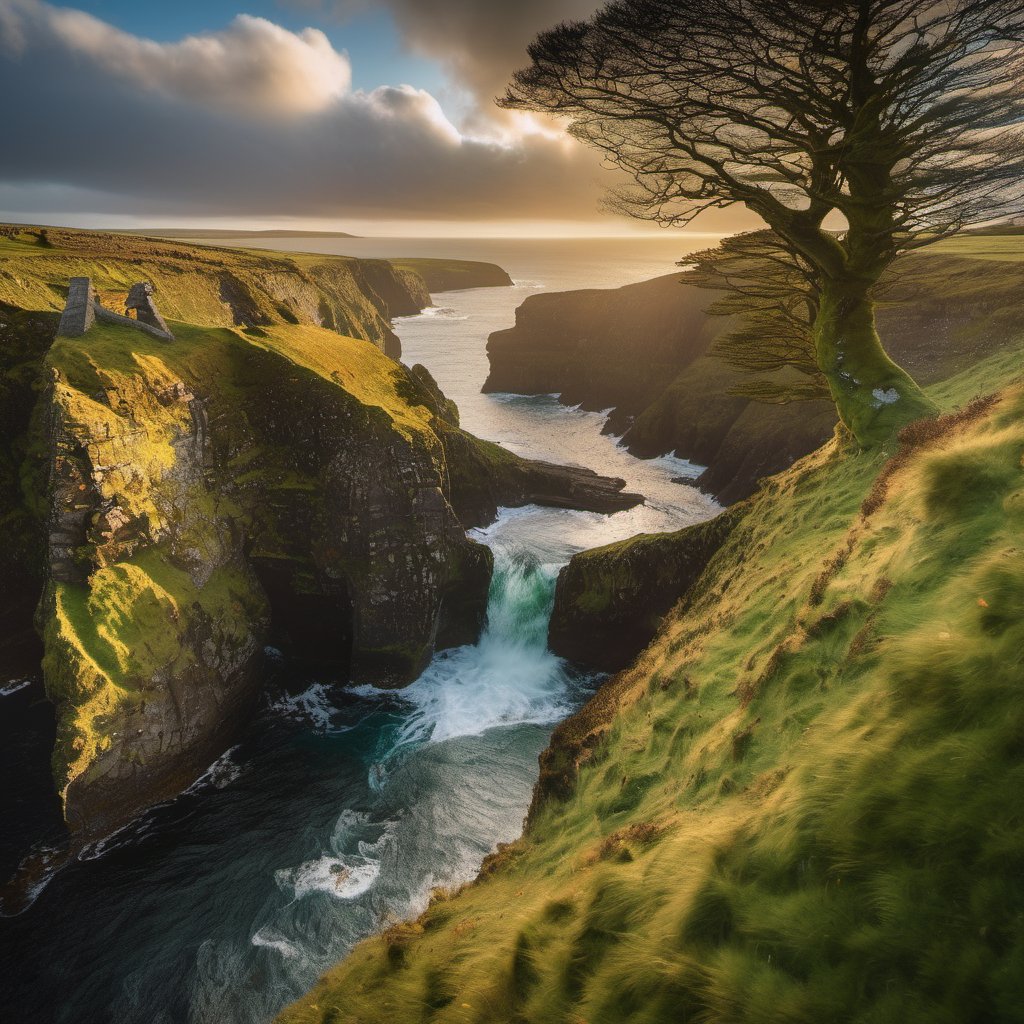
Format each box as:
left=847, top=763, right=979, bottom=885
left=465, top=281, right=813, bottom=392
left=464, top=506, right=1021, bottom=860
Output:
left=3, top=1, right=352, bottom=115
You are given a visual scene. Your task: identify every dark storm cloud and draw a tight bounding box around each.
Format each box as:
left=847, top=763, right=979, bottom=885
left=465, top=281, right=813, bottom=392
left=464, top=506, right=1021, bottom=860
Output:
left=0, top=0, right=607, bottom=221
left=310, top=0, right=600, bottom=117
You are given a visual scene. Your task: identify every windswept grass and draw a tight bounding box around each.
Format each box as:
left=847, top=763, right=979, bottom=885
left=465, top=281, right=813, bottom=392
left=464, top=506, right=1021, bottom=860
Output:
left=279, top=343, right=1024, bottom=1024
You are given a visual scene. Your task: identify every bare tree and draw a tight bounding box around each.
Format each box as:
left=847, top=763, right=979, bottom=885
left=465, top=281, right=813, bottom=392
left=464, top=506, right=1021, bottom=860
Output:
left=502, top=0, right=1024, bottom=445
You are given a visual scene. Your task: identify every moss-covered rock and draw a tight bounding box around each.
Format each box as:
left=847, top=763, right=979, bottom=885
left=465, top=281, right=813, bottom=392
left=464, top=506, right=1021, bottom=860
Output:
left=40, top=330, right=270, bottom=840
left=548, top=501, right=749, bottom=671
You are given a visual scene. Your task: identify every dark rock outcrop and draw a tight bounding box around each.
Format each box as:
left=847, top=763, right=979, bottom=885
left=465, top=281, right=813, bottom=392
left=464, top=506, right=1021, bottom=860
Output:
left=0, top=305, right=53, bottom=681
left=484, top=274, right=724, bottom=412
left=548, top=502, right=748, bottom=671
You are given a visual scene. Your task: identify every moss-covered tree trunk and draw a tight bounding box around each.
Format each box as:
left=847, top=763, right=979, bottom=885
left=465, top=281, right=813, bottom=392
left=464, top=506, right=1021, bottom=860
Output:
left=813, top=276, right=937, bottom=447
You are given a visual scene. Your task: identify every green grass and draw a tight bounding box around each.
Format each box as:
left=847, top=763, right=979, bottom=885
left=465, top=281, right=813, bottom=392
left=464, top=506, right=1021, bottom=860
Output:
left=278, top=343, right=1024, bottom=1024
left=0, top=224, right=410, bottom=349
left=921, top=234, right=1024, bottom=262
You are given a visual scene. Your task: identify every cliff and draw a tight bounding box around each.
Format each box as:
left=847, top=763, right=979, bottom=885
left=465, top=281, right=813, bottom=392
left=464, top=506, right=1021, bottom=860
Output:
left=278, top=339, right=1024, bottom=1024
left=0, top=226, right=639, bottom=845
left=485, top=273, right=723, bottom=415
left=484, top=240, right=1024, bottom=503
left=390, top=258, right=514, bottom=293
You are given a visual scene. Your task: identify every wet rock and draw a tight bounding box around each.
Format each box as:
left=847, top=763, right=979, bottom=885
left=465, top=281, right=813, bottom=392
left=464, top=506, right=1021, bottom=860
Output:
left=548, top=502, right=749, bottom=671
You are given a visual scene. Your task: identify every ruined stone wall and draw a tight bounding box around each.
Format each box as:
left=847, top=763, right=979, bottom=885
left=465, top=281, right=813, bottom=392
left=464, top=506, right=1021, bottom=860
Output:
left=56, top=276, right=174, bottom=341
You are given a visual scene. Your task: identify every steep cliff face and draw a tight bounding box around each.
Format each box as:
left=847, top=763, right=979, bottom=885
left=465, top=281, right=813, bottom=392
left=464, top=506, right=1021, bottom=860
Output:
left=278, top=343, right=1024, bottom=1024
left=41, top=337, right=269, bottom=840
left=485, top=274, right=724, bottom=415
left=33, top=319, right=495, bottom=839
left=484, top=247, right=1024, bottom=503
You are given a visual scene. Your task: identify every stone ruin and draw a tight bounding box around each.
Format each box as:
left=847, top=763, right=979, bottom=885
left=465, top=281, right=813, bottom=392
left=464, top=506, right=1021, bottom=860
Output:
left=57, top=277, right=174, bottom=341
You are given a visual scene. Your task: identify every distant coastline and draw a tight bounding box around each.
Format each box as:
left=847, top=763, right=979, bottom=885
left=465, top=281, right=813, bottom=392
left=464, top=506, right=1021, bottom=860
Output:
left=122, top=228, right=361, bottom=239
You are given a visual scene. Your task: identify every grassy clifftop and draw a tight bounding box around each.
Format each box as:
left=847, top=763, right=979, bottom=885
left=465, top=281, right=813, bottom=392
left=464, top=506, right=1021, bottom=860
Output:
left=0, top=226, right=428, bottom=357
left=279, top=342, right=1024, bottom=1024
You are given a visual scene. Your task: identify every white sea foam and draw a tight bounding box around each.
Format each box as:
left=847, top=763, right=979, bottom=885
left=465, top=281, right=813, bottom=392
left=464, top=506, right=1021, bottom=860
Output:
left=78, top=815, right=160, bottom=862
left=250, top=927, right=300, bottom=959
left=274, top=855, right=380, bottom=902
left=398, top=305, right=469, bottom=322
left=184, top=745, right=244, bottom=795
left=266, top=683, right=336, bottom=730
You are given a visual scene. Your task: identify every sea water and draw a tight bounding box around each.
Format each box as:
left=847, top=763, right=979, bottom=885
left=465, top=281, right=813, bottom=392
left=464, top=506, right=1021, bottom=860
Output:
left=0, top=236, right=720, bottom=1023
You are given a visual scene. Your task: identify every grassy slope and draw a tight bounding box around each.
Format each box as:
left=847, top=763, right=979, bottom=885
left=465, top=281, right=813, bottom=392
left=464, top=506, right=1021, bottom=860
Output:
left=279, top=341, right=1024, bottom=1024
left=0, top=226, right=417, bottom=350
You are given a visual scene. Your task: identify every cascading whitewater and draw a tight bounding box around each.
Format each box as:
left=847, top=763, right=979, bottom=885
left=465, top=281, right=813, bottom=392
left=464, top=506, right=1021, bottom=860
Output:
left=387, top=544, right=576, bottom=750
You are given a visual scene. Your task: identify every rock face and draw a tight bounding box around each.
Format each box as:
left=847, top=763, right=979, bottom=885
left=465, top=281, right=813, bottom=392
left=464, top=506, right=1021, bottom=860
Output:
left=484, top=252, right=1024, bottom=503
left=41, top=349, right=268, bottom=840
left=548, top=502, right=748, bottom=671
left=484, top=274, right=723, bottom=417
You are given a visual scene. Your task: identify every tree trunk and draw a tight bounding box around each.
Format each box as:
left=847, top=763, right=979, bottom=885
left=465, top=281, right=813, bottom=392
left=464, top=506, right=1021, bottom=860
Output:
left=813, top=277, right=937, bottom=447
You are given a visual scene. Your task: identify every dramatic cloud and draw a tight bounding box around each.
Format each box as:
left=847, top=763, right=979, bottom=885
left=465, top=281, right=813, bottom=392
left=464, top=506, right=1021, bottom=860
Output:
left=0, top=0, right=609, bottom=222
left=316, top=0, right=599, bottom=115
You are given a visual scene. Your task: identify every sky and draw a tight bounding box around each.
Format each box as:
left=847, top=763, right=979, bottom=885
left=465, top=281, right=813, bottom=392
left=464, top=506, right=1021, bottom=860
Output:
left=0, top=0, right=755, bottom=236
